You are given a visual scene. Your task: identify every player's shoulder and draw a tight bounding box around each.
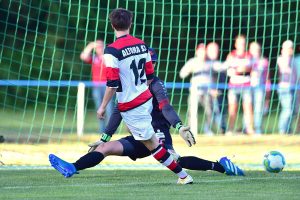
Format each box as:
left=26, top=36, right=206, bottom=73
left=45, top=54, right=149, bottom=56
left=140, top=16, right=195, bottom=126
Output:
left=105, top=35, right=148, bottom=60
left=108, top=35, right=146, bottom=50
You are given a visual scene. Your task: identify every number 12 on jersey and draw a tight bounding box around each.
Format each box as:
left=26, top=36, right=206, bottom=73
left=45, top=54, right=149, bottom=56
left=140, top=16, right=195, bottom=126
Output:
left=130, top=58, right=146, bottom=85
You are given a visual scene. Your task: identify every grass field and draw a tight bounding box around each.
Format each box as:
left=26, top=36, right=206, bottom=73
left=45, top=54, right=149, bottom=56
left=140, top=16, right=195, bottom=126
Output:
left=1, top=170, right=300, bottom=200
left=1, top=132, right=300, bottom=199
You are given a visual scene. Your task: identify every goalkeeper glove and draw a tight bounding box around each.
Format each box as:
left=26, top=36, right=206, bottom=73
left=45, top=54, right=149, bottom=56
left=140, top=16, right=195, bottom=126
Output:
left=176, top=122, right=196, bottom=147
left=88, top=133, right=111, bottom=152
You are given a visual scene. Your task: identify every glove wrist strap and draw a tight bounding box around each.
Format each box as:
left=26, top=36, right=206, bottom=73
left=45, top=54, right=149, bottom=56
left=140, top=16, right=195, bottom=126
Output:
left=175, top=122, right=183, bottom=131
left=101, top=133, right=111, bottom=142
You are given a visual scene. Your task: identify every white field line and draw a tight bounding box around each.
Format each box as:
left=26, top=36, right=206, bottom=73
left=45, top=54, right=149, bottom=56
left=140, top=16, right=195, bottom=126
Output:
left=2, top=176, right=300, bottom=190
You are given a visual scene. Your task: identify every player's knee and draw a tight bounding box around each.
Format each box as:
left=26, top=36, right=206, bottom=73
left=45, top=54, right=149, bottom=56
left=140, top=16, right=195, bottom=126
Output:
left=94, top=142, right=112, bottom=156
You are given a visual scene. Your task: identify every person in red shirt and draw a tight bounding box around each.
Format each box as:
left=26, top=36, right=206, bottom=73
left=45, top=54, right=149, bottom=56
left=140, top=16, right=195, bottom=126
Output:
left=225, top=35, right=254, bottom=135
left=80, top=40, right=114, bottom=133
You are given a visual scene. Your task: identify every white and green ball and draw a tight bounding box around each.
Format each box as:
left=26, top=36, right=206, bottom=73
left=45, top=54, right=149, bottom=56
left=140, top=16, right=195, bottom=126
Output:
left=263, top=151, right=286, bottom=173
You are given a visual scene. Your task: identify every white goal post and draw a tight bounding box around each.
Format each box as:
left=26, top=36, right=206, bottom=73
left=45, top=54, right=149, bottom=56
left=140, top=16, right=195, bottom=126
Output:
left=77, top=82, right=85, bottom=137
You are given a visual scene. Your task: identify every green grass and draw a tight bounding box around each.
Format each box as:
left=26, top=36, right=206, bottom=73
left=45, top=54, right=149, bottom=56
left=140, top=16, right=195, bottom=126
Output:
left=0, top=106, right=295, bottom=144
left=1, top=170, right=300, bottom=200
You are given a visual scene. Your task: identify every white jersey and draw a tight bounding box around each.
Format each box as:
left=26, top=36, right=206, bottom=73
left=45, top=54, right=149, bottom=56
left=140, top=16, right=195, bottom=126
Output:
left=104, top=34, right=154, bottom=112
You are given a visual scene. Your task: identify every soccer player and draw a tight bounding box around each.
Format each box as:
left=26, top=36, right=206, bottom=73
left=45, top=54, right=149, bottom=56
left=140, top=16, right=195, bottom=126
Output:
left=87, top=47, right=244, bottom=176
left=49, top=8, right=195, bottom=184
left=48, top=48, right=244, bottom=180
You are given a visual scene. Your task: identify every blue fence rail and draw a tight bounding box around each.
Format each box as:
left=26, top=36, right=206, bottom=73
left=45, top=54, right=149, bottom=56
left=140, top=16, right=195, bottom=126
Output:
left=0, top=80, right=299, bottom=90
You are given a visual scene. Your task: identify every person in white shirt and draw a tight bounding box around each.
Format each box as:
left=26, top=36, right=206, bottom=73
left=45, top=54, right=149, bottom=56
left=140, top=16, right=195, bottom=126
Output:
left=180, top=43, right=214, bottom=135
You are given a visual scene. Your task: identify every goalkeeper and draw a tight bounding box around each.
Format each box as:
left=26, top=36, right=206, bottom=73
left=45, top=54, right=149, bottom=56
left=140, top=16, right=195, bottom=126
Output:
left=49, top=48, right=244, bottom=177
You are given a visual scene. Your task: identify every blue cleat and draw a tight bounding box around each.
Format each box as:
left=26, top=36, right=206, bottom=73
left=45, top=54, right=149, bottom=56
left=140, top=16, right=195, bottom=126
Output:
left=49, top=154, right=78, bottom=178
left=219, top=157, right=245, bottom=176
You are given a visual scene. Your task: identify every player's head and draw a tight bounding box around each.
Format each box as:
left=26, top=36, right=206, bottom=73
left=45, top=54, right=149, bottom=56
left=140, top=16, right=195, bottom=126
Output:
left=95, top=40, right=104, bottom=55
left=234, top=34, right=246, bottom=53
left=109, top=8, right=132, bottom=31
left=195, top=43, right=206, bottom=61
left=149, top=47, right=158, bottom=66
left=281, top=40, right=294, bottom=57
left=206, top=42, right=219, bottom=60
left=249, top=42, right=261, bottom=58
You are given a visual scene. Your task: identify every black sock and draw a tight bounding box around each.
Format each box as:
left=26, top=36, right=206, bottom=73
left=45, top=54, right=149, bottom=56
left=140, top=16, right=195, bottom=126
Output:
left=178, top=156, right=225, bottom=173
left=73, top=151, right=104, bottom=171
left=212, top=161, right=226, bottom=173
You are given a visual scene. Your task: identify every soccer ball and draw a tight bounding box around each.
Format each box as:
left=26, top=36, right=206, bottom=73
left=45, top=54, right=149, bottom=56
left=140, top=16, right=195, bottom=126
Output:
left=263, top=151, right=286, bottom=173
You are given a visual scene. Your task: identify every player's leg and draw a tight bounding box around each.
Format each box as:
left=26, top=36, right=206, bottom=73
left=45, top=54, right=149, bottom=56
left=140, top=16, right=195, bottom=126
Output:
left=49, top=140, right=124, bottom=178
left=121, top=99, right=192, bottom=184
left=178, top=156, right=244, bottom=176
left=141, top=135, right=192, bottom=184
left=178, top=156, right=225, bottom=173
left=73, top=141, right=124, bottom=171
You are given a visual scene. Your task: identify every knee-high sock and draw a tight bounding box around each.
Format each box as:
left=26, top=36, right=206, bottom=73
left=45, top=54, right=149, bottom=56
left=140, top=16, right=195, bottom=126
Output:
left=178, top=156, right=225, bottom=173
left=151, top=145, right=188, bottom=179
left=73, top=152, right=104, bottom=171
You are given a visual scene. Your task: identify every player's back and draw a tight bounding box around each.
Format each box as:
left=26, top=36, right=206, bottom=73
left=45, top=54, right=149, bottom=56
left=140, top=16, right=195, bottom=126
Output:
left=104, top=35, right=154, bottom=111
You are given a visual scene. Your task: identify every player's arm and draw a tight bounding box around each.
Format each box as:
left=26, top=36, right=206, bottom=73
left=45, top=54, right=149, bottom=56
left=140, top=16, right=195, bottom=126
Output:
left=152, top=80, right=196, bottom=147
left=145, top=49, right=154, bottom=85
left=80, top=42, right=97, bottom=63
left=97, top=87, right=117, bottom=119
left=97, top=47, right=120, bottom=118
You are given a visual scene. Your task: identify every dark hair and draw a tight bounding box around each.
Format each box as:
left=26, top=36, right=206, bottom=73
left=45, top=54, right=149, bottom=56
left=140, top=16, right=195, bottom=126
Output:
left=109, top=8, right=132, bottom=31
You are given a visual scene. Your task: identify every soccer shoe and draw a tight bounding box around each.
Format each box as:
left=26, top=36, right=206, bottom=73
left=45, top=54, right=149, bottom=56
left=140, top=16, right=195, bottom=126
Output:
left=49, top=154, right=78, bottom=178
left=219, top=157, right=245, bottom=176
left=177, top=175, right=193, bottom=184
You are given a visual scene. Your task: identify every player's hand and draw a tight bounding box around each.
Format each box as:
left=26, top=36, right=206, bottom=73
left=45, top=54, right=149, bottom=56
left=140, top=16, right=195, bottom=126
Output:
left=97, top=106, right=106, bottom=119
left=88, top=133, right=111, bottom=152
left=176, top=122, right=196, bottom=147
left=88, top=140, right=104, bottom=152
left=155, top=129, right=165, bottom=144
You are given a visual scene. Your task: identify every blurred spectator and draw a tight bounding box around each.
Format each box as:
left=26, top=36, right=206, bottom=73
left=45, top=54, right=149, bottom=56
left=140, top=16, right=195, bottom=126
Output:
left=206, top=42, right=228, bottom=134
left=80, top=40, right=114, bottom=133
left=180, top=44, right=214, bottom=135
left=225, top=35, right=254, bottom=135
left=277, top=40, right=297, bottom=134
left=294, top=45, right=300, bottom=133
left=249, top=42, right=270, bottom=134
